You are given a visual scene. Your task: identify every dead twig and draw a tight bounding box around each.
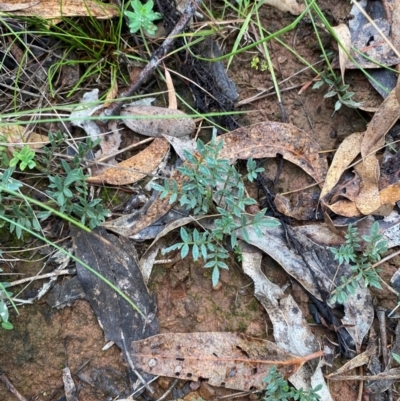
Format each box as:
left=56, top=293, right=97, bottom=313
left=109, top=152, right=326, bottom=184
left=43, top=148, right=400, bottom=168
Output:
left=327, top=369, right=400, bottom=381
left=0, top=367, right=28, bottom=401
left=121, top=331, right=154, bottom=394
left=6, top=268, right=76, bottom=288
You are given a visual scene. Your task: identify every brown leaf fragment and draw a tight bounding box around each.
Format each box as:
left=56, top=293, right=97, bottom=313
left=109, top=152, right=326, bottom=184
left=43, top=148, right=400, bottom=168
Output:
left=103, top=170, right=186, bottom=237
left=274, top=192, right=320, bottom=221
left=354, top=152, right=381, bottom=215
left=320, top=132, right=363, bottom=200
left=130, top=332, right=323, bottom=391
left=325, top=200, right=363, bottom=217
left=217, top=122, right=328, bottom=185
left=121, top=106, right=196, bottom=138
left=87, top=138, right=169, bottom=185
left=26, top=132, right=49, bottom=149
left=332, top=24, right=351, bottom=84
left=165, top=68, right=177, bottom=110
left=380, top=183, right=400, bottom=205
left=0, top=1, right=37, bottom=11
left=0, top=0, right=119, bottom=18
left=361, top=85, right=400, bottom=159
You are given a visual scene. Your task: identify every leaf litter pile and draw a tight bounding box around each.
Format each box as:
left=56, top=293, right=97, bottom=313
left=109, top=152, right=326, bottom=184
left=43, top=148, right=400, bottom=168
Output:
left=2, top=1, right=400, bottom=401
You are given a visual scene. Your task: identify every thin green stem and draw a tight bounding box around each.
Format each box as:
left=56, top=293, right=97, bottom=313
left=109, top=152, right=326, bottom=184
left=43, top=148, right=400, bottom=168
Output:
left=0, top=186, right=91, bottom=233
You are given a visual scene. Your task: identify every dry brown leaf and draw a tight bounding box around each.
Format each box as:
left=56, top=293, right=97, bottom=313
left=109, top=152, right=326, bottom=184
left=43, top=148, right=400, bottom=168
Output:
left=332, top=24, right=351, bottom=84
left=217, top=122, right=328, bottom=184
left=380, top=183, right=400, bottom=205
left=330, top=174, right=361, bottom=203
left=26, top=132, right=49, bottom=149
left=0, top=124, right=49, bottom=150
left=274, top=192, right=320, bottom=220
left=361, top=84, right=400, bottom=159
left=165, top=68, right=177, bottom=110
left=87, top=137, right=169, bottom=185
left=0, top=0, right=119, bottom=18
left=354, top=151, right=382, bottom=215
left=0, top=0, right=38, bottom=11
left=326, top=200, right=363, bottom=217
left=121, top=106, right=196, bottom=138
left=130, top=332, right=323, bottom=391
left=320, top=132, right=363, bottom=200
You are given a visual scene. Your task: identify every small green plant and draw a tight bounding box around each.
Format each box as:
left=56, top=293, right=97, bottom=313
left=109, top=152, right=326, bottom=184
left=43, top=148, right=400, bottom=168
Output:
left=263, top=366, right=322, bottom=401
left=152, top=137, right=280, bottom=287
left=330, top=222, right=388, bottom=304
left=0, top=276, right=14, bottom=330
left=124, top=0, right=162, bottom=36
left=233, top=245, right=243, bottom=262
left=45, top=159, right=110, bottom=229
left=313, top=70, right=362, bottom=116
left=0, top=134, right=110, bottom=239
left=9, top=145, right=36, bottom=171
left=250, top=56, right=269, bottom=72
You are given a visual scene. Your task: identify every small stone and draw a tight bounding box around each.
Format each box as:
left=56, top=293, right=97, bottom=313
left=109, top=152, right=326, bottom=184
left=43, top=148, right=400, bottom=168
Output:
left=196, top=314, right=205, bottom=323
left=189, top=381, right=201, bottom=390
left=199, top=382, right=215, bottom=399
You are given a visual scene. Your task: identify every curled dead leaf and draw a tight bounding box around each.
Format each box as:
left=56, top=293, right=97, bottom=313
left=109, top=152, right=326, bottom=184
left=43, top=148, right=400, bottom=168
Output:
left=87, top=137, right=169, bottom=185
left=325, top=200, right=363, bottom=217
left=217, top=122, right=328, bottom=185
left=354, top=152, right=381, bottom=215
left=121, top=106, right=196, bottom=138
left=361, top=86, right=400, bottom=159
left=332, top=24, right=351, bottom=84
left=320, top=132, right=363, bottom=200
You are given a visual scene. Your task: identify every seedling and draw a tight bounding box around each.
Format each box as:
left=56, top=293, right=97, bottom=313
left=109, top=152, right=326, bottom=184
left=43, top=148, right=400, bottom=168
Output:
left=263, top=366, right=322, bottom=401
left=313, top=71, right=362, bottom=116
left=9, top=145, right=36, bottom=171
left=330, top=222, right=388, bottom=304
left=124, top=0, right=162, bottom=36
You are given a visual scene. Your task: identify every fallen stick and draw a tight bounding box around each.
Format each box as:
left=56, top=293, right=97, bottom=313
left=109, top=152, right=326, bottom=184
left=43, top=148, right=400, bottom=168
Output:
left=0, top=367, right=28, bottom=401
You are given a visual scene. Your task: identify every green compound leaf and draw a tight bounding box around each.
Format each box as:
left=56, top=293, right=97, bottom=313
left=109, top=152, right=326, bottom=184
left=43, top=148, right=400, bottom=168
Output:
left=124, top=0, right=162, bottom=35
